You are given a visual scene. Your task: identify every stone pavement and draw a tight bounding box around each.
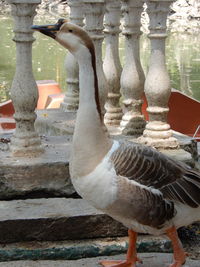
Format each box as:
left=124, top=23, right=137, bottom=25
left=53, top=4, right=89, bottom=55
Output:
left=0, top=253, right=199, bottom=267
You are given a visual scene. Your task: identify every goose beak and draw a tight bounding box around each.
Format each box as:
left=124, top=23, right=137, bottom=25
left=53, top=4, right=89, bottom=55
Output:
left=31, top=18, right=67, bottom=39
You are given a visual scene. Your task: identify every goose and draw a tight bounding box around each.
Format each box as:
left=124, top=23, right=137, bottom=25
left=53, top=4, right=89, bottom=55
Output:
left=32, top=19, right=200, bottom=267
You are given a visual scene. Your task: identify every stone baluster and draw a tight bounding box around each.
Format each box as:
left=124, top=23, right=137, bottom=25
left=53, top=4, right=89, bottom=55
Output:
left=103, top=0, right=123, bottom=126
left=120, top=0, right=146, bottom=136
left=7, top=0, right=44, bottom=156
left=60, top=0, right=84, bottom=112
left=84, top=0, right=107, bottom=115
left=138, top=0, right=179, bottom=148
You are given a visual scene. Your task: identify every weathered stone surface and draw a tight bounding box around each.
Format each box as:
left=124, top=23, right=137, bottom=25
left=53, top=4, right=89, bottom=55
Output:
left=0, top=136, right=74, bottom=199
left=103, top=0, right=122, bottom=127
left=0, top=253, right=199, bottom=267
left=0, top=127, right=197, bottom=199
left=159, top=132, right=198, bottom=168
left=0, top=237, right=198, bottom=264
left=60, top=0, right=83, bottom=112
left=159, top=148, right=193, bottom=165
left=0, top=235, right=171, bottom=261
left=36, top=109, right=197, bottom=163
left=120, top=0, right=146, bottom=136
left=35, top=109, right=76, bottom=136
left=0, top=235, right=172, bottom=261
left=138, top=0, right=179, bottom=149
left=0, top=198, right=199, bottom=262
left=7, top=0, right=44, bottom=157
left=0, top=198, right=127, bottom=243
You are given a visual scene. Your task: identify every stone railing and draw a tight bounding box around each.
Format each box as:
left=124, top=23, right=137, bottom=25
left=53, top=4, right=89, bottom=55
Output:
left=63, top=0, right=179, bottom=148
left=7, top=0, right=179, bottom=158
left=7, top=0, right=44, bottom=156
left=138, top=0, right=178, bottom=148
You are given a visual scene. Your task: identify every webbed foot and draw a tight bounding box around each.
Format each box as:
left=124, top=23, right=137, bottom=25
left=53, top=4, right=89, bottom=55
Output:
left=100, top=257, right=142, bottom=267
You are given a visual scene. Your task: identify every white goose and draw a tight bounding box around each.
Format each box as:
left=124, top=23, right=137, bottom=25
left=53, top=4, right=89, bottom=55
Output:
left=32, top=19, right=200, bottom=267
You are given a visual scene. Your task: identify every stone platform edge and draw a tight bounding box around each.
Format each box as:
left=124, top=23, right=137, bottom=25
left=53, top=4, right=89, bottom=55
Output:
left=0, top=236, right=171, bottom=262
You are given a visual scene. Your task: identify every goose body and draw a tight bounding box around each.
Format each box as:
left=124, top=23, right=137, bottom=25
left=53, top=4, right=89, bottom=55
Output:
left=32, top=20, right=200, bottom=267
left=72, top=139, right=200, bottom=236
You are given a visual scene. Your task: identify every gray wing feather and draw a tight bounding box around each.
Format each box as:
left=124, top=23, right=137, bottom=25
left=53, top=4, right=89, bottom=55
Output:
left=110, top=175, right=175, bottom=229
left=110, top=141, right=200, bottom=208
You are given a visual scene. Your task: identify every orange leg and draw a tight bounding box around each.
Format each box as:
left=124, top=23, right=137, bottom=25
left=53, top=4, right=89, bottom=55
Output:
left=100, top=230, right=142, bottom=267
left=166, top=226, right=189, bottom=267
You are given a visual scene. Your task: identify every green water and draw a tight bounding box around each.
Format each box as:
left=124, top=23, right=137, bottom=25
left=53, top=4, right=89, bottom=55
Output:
left=0, top=14, right=200, bottom=103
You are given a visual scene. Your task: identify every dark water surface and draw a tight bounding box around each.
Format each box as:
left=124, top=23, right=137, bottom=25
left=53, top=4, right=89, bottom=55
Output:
left=0, top=15, right=200, bottom=103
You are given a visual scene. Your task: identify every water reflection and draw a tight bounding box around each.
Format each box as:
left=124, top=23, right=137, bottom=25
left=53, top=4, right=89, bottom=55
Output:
left=0, top=15, right=200, bottom=103
left=167, top=32, right=200, bottom=101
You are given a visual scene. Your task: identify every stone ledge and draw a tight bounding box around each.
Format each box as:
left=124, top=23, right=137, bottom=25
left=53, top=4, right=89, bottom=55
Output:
left=36, top=109, right=198, bottom=166
left=0, top=236, right=172, bottom=262
left=0, top=236, right=199, bottom=263
left=0, top=198, right=127, bottom=243
left=0, top=197, right=199, bottom=244
left=0, top=136, right=74, bottom=199
left=35, top=109, right=76, bottom=136
left=0, top=113, right=198, bottom=199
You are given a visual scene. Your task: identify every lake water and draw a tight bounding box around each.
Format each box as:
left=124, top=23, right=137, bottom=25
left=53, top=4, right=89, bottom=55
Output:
left=0, top=14, right=200, bottom=103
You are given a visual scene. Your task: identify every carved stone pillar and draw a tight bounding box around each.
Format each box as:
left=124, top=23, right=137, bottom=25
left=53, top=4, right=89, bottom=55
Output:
left=60, top=0, right=84, bottom=112
left=84, top=0, right=108, bottom=115
left=7, top=0, right=44, bottom=156
left=103, top=0, right=123, bottom=126
left=138, top=0, right=179, bottom=148
left=120, top=0, right=146, bottom=136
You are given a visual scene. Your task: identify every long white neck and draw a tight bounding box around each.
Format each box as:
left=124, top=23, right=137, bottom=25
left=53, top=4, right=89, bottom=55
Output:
left=78, top=48, right=99, bottom=109
left=70, top=46, right=112, bottom=178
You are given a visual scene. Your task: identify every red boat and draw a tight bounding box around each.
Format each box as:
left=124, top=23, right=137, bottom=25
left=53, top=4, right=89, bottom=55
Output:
left=142, top=89, right=200, bottom=142
left=0, top=80, right=62, bottom=131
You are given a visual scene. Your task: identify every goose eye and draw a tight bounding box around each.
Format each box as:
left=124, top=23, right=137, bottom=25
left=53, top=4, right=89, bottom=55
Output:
left=69, top=29, right=73, bottom=33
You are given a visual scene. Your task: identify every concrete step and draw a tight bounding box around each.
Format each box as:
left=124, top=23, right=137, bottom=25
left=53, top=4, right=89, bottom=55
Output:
left=0, top=136, right=74, bottom=199
left=0, top=198, right=127, bottom=243
left=0, top=198, right=199, bottom=245
left=0, top=198, right=199, bottom=263
left=0, top=253, right=199, bottom=267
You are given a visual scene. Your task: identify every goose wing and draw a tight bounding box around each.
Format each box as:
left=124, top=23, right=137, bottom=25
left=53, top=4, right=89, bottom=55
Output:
left=110, top=141, right=200, bottom=208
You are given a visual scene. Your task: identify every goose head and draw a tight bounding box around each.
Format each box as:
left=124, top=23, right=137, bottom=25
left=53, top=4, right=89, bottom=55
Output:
left=31, top=19, right=95, bottom=61
left=32, top=19, right=102, bottom=119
